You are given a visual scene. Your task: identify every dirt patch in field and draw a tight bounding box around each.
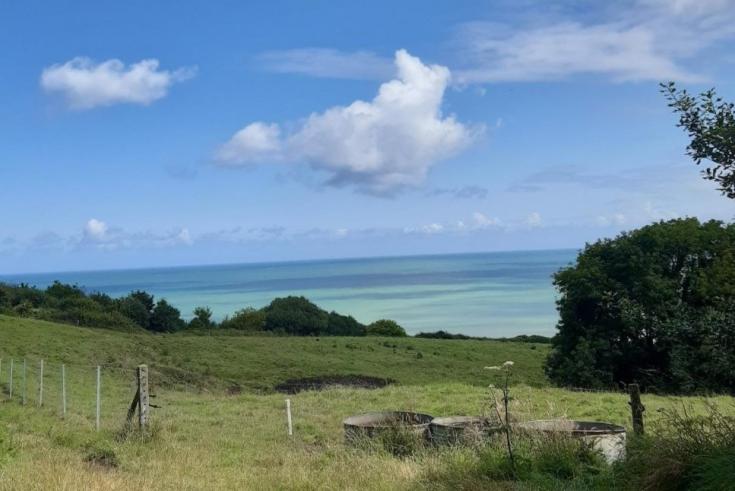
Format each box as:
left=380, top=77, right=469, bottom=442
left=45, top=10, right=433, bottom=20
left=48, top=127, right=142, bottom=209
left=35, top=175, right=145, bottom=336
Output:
left=274, top=375, right=395, bottom=394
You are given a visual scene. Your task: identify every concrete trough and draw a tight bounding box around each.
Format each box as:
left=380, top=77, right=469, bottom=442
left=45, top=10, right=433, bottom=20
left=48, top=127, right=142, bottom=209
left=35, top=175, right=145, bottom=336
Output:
left=343, top=411, right=434, bottom=443
left=514, top=420, right=627, bottom=463
left=429, top=416, right=501, bottom=445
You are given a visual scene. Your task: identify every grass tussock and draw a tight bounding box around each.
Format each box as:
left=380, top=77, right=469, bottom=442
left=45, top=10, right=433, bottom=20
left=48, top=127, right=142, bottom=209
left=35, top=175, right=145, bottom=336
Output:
left=614, top=403, right=735, bottom=491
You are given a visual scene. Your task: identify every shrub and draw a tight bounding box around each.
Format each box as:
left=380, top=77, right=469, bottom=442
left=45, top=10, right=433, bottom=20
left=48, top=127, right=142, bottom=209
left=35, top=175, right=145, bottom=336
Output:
left=616, top=403, right=735, bottom=490
left=219, top=307, right=266, bottom=331
left=366, top=319, right=407, bottom=337
left=326, top=311, right=366, bottom=336
left=263, top=296, right=328, bottom=336
left=149, top=299, right=185, bottom=332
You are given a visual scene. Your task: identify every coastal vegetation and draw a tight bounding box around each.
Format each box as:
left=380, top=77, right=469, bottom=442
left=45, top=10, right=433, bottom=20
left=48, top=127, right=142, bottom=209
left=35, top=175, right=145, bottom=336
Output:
left=0, top=283, right=408, bottom=338
left=546, top=218, right=735, bottom=394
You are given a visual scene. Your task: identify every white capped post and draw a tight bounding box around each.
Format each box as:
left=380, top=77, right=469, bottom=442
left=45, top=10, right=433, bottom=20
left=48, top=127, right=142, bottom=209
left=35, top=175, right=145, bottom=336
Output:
left=95, top=366, right=101, bottom=431
left=286, top=398, right=293, bottom=437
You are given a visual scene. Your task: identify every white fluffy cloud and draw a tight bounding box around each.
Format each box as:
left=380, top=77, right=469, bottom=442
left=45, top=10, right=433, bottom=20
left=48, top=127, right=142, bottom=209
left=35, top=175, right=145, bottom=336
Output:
left=84, top=218, right=108, bottom=241
left=41, top=57, right=195, bottom=109
left=217, top=50, right=479, bottom=194
left=217, top=122, right=282, bottom=164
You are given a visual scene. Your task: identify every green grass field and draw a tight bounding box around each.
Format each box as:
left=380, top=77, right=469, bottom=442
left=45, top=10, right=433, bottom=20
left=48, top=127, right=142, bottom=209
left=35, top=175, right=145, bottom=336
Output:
left=1, top=315, right=733, bottom=490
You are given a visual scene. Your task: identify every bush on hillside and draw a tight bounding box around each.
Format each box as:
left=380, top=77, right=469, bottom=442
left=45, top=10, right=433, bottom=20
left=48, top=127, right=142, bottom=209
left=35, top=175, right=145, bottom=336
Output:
left=366, top=319, right=407, bottom=337
left=149, top=299, right=186, bottom=332
left=263, top=296, right=329, bottom=335
left=326, top=311, right=366, bottom=336
left=546, top=218, right=735, bottom=392
left=219, top=307, right=266, bottom=331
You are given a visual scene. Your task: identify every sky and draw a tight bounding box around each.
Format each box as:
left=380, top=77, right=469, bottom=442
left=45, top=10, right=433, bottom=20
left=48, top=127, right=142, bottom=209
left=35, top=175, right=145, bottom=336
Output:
left=1, top=0, right=734, bottom=274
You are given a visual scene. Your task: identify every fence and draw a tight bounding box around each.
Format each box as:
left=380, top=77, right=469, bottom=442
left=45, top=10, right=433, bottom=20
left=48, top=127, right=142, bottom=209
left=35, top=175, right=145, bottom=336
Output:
left=0, top=354, right=150, bottom=432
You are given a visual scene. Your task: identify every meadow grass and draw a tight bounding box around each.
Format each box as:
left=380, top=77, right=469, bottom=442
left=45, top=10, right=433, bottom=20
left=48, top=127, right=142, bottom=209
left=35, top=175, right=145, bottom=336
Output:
left=1, top=315, right=734, bottom=489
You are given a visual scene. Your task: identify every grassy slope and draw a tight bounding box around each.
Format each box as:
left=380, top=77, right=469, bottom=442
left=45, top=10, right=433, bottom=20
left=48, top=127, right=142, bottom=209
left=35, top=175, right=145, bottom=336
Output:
left=2, top=314, right=734, bottom=490
left=0, top=315, right=551, bottom=390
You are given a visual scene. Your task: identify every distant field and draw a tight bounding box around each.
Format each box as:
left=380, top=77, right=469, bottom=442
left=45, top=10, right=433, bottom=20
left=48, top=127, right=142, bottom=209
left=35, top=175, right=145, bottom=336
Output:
left=2, top=315, right=734, bottom=490
left=0, top=315, right=551, bottom=391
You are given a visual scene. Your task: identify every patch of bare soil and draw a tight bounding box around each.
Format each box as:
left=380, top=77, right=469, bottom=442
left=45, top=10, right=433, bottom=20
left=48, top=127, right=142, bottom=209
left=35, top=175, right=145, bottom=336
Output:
left=274, top=375, right=395, bottom=394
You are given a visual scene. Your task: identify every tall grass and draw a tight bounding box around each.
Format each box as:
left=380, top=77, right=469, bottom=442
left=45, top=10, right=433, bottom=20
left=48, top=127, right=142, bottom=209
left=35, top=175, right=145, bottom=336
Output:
left=616, top=403, right=735, bottom=490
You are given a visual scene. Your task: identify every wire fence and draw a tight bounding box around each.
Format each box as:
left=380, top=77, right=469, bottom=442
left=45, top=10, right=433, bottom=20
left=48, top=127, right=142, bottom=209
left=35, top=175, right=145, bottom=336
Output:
left=0, top=353, right=140, bottom=432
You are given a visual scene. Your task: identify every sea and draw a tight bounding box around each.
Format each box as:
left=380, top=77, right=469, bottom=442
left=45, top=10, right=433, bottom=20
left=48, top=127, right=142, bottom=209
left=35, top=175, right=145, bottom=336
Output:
left=0, top=249, right=578, bottom=337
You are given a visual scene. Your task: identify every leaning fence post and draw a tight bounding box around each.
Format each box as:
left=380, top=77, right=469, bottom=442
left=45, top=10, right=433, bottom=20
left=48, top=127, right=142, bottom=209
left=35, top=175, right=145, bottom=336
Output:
left=8, top=359, right=13, bottom=399
left=286, top=398, right=293, bottom=437
left=95, top=366, right=101, bottom=431
left=629, top=383, right=645, bottom=435
left=38, top=359, right=44, bottom=407
left=22, top=358, right=27, bottom=405
left=61, top=364, right=67, bottom=418
left=137, top=365, right=149, bottom=429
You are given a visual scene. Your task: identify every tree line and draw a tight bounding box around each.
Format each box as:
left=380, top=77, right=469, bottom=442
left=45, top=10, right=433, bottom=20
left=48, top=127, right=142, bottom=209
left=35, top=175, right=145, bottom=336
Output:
left=0, top=282, right=407, bottom=337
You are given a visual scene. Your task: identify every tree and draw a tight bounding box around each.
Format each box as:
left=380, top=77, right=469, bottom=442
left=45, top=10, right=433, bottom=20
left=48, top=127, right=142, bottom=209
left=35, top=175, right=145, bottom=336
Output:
left=662, top=82, right=735, bottom=198
left=149, top=299, right=185, bottom=332
left=188, top=306, right=214, bottom=330
left=219, top=307, right=266, bottom=331
left=326, top=311, right=366, bottom=336
left=129, top=290, right=155, bottom=315
left=545, top=218, right=735, bottom=392
left=366, top=319, right=407, bottom=337
left=117, top=295, right=151, bottom=329
left=263, top=296, right=328, bottom=336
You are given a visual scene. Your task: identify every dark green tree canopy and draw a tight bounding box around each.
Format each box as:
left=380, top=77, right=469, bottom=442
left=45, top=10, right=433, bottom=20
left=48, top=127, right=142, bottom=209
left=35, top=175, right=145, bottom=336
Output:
left=149, top=299, right=186, bottom=333
left=662, top=82, right=735, bottom=198
left=366, top=319, right=407, bottom=337
left=263, top=296, right=329, bottom=336
left=546, top=218, right=735, bottom=392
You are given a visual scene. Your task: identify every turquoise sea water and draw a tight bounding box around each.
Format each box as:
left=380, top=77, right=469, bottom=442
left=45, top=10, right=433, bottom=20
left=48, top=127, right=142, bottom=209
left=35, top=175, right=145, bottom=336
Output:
left=1, top=249, right=577, bottom=337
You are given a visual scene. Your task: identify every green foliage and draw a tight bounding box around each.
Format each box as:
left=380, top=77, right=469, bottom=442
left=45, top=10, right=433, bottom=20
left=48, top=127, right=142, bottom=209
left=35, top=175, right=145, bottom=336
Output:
left=366, top=319, right=407, bottom=337
left=326, top=311, right=366, bottom=336
left=219, top=307, right=266, bottom=331
left=662, top=82, right=735, bottom=199
left=546, top=218, right=735, bottom=392
left=116, top=295, right=151, bottom=329
left=264, top=296, right=329, bottom=335
left=188, top=306, right=214, bottom=330
left=616, top=404, right=735, bottom=490
left=149, top=299, right=185, bottom=333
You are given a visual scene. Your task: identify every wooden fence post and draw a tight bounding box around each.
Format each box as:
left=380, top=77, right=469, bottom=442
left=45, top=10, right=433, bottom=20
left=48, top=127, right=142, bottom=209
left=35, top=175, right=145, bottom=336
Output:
left=38, top=359, right=44, bottom=407
left=8, top=359, right=13, bottom=399
left=95, top=366, right=101, bottom=431
left=61, top=364, right=66, bottom=418
left=629, top=383, right=645, bottom=435
left=137, top=365, right=149, bottom=429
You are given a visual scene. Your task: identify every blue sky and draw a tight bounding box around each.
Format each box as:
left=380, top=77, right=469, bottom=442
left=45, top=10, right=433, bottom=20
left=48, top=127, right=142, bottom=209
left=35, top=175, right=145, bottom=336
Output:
left=1, top=0, right=734, bottom=274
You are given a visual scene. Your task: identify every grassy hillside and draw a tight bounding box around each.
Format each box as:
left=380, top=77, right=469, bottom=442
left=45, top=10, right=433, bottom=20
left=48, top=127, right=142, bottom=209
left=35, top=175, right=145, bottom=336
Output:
left=2, top=315, right=734, bottom=490
left=0, top=314, right=551, bottom=391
